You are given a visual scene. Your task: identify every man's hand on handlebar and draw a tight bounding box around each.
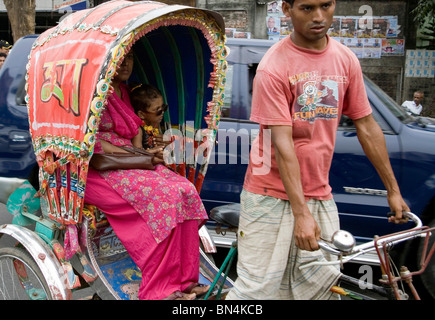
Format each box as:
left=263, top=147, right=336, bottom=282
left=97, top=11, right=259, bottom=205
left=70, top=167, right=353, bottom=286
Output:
left=294, top=212, right=321, bottom=251
left=387, top=192, right=411, bottom=224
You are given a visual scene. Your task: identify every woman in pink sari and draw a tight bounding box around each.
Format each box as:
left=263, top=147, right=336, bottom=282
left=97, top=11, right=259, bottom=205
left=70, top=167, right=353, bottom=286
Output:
left=84, top=51, right=209, bottom=300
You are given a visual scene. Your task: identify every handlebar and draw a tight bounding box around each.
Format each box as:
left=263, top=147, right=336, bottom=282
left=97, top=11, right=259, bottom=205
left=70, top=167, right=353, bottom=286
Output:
left=301, top=212, right=427, bottom=269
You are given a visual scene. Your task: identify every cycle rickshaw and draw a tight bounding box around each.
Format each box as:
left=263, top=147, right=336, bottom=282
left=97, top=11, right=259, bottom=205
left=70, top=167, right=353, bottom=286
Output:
left=0, top=0, right=231, bottom=300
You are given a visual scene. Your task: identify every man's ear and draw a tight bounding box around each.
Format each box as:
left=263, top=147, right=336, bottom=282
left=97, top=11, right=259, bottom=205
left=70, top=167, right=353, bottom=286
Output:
left=281, top=1, right=292, bottom=17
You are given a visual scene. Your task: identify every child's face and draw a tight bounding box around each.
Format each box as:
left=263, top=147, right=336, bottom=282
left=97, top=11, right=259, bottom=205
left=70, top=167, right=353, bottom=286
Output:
left=140, top=96, right=165, bottom=126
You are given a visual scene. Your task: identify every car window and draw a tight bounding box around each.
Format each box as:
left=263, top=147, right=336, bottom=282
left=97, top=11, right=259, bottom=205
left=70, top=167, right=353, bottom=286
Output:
left=221, top=62, right=259, bottom=120
left=338, top=77, right=408, bottom=134
left=222, top=41, right=270, bottom=121
left=15, top=76, right=27, bottom=106
left=338, top=105, right=392, bottom=134
left=248, top=63, right=258, bottom=103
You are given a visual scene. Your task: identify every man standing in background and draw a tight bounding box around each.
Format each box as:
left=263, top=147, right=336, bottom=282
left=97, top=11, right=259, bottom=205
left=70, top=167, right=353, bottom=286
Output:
left=401, top=90, right=424, bottom=116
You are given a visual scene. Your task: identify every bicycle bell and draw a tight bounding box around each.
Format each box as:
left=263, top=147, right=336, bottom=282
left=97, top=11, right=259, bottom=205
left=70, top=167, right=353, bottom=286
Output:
left=331, top=230, right=355, bottom=252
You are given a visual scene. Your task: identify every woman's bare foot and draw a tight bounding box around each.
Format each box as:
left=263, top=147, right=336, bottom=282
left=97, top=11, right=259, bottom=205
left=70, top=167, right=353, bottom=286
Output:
left=175, top=292, right=196, bottom=300
left=190, top=285, right=210, bottom=296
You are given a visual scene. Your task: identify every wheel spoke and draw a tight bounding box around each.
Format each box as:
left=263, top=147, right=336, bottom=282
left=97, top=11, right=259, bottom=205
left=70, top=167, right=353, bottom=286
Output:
left=0, top=248, right=50, bottom=300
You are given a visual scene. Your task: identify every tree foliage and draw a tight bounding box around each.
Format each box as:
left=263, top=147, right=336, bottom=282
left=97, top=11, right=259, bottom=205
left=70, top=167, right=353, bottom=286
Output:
left=412, top=0, right=435, bottom=26
left=412, top=0, right=435, bottom=49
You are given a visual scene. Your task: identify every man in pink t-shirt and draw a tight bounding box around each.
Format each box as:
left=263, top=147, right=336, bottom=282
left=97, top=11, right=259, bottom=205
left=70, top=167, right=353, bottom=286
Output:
left=226, top=0, right=409, bottom=300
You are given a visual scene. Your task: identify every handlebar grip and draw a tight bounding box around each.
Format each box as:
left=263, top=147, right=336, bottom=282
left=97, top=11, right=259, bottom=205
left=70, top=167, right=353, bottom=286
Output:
left=387, top=211, right=422, bottom=228
left=317, top=240, right=341, bottom=255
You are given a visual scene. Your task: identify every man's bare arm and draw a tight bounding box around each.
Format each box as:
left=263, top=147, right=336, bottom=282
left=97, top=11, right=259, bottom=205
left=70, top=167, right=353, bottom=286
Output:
left=354, top=114, right=410, bottom=223
left=270, top=125, right=321, bottom=250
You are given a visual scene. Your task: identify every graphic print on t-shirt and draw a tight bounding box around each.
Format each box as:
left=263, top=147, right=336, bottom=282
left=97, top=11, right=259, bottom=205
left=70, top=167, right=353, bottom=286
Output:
left=289, top=71, right=345, bottom=123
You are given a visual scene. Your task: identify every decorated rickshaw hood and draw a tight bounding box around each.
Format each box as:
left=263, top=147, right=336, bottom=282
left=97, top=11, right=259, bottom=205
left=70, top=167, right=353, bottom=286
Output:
left=26, top=0, right=227, bottom=161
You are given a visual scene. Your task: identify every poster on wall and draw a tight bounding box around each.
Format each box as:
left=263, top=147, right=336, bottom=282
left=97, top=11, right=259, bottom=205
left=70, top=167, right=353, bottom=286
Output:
left=280, top=16, right=293, bottom=38
left=266, top=15, right=280, bottom=36
left=225, top=28, right=251, bottom=39
left=362, top=38, right=382, bottom=58
left=224, top=1, right=405, bottom=59
left=329, top=17, right=341, bottom=38
left=405, top=50, right=435, bottom=78
left=267, top=1, right=281, bottom=14
left=328, top=15, right=403, bottom=58
left=382, top=39, right=405, bottom=56
left=251, top=1, right=405, bottom=59
left=340, top=17, right=357, bottom=38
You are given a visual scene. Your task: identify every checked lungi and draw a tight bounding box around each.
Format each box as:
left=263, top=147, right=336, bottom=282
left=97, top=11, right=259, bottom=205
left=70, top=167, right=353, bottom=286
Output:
left=226, top=190, right=342, bottom=300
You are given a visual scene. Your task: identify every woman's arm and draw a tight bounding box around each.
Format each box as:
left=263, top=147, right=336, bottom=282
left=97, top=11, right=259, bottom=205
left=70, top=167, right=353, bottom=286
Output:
left=99, top=140, right=130, bottom=153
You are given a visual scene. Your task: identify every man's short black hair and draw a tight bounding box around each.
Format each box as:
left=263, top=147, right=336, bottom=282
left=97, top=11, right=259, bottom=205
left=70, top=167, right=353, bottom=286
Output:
left=283, top=0, right=295, bottom=6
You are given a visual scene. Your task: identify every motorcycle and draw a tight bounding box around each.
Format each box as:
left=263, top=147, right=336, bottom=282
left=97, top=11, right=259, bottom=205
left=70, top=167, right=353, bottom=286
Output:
left=0, top=0, right=232, bottom=300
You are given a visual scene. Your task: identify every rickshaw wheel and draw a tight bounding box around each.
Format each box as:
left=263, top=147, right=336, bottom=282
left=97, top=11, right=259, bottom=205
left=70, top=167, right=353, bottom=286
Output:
left=0, top=247, right=52, bottom=300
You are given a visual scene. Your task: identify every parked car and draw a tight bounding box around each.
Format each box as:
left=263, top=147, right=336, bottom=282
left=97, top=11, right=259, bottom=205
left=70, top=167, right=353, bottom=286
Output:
left=0, top=35, right=434, bottom=297
left=0, top=35, right=38, bottom=185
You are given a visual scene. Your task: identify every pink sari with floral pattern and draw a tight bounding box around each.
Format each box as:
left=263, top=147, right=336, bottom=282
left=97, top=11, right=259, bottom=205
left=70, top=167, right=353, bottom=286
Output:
left=85, top=84, right=208, bottom=299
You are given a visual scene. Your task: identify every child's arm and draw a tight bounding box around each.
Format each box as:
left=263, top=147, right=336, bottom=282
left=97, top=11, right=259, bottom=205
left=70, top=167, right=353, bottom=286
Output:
left=132, top=128, right=143, bottom=149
